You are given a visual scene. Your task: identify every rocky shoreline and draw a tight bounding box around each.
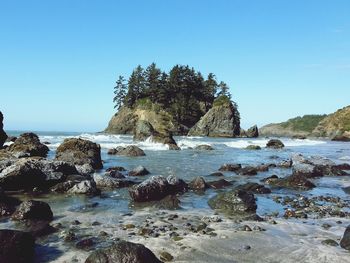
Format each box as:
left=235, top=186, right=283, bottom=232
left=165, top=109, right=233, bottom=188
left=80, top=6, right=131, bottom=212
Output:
left=1, top=111, right=350, bottom=262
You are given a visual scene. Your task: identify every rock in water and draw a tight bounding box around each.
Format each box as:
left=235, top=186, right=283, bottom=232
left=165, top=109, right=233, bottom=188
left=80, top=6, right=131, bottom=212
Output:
left=7, top=133, right=49, bottom=157
left=85, top=240, right=163, bottom=263
left=129, top=176, right=172, bottom=202
left=67, top=180, right=100, bottom=195
left=108, top=145, right=146, bottom=157
left=188, top=96, right=240, bottom=137
left=133, top=120, right=154, bottom=141
left=56, top=138, right=103, bottom=169
left=0, top=229, right=35, bottom=263
left=208, top=189, right=257, bottom=216
left=0, top=111, right=7, bottom=149
left=340, top=225, right=350, bottom=250
left=266, top=139, right=285, bottom=149
left=12, top=200, right=53, bottom=221
left=189, top=176, right=207, bottom=190
left=246, top=125, right=259, bottom=138
left=129, top=165, right=150, bottom=176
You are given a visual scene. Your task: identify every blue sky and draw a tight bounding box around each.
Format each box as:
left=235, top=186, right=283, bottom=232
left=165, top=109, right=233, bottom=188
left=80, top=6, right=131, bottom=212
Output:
left=1, top=0, right=349, bottom=132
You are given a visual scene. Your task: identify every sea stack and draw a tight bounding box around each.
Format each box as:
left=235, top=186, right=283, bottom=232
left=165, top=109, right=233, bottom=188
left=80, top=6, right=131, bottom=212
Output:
left=0, top=111, right=8, bottom=148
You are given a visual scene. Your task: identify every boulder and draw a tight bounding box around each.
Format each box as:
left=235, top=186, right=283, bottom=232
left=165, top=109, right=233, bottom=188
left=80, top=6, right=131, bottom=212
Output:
left=266, top=174, right=316, bottom=190
left=166, top=175, right=188, bottom=193
left=188, top=97, right=240, bottom=137
left=133, top=120, right=154, bottom=141
left=194, top=145, right=214, bottom=151
left=67, top=180, right=100, bottom=195
left=0, top=111, right=7, bottom=149
left=246, top=145, right=261, bottom=150
left=0, top=188, right=21, bottom=216
left=128, top=166, right=150, bottom=176
left=208, top=189, right=257, bottom=216
left=129, top=176, right=173, bottom=202
left=0, top=229, right=35, bottom=263
left=56, top=138, right=102, bottom=169
left=188, top=176, right=207, bottom=190
left=75, top=164, right=95, bottom=177
left=12, top=200, right=53, bottom=221
left=266, top=139, right=285, bottom=149
left=85, top=240, right=162, bottom=263
left=246, top=125, right=259, bottom=138
left=93, top=174, right=133, bottom=189
left=7, top=133, right=49, bottom=157
left=340, top=225, right=350, bottom=250
left=108, top=145, right=146, bottom=157
left=207, top=179, right=233, bottom=189
left=219, top=163, right=242, bottom=172
left=332, top=135, right=350, bottom=142
left=237, top=166, right=258, bottom=176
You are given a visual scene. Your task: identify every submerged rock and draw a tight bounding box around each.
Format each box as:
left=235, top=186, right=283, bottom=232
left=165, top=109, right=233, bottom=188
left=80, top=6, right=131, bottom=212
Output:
left=0, top=229, right=35, bottom=263
left=188, top=176, right=207, bottom=190
left=108, top=145, right=146, bottom=157
left=246, top=145, right=261, bottom=150
left=56, top=138, right=103, bottom=169
left=166, top=175, right=188, bottom=193
left=85, top=240, right=163, bottom=263
left=194, top=145, right=214, bottom=151
left=67, top=180, right=100, bottom=195
left=128, top=165, right=150, bottom=176
left=237, top=166, right=258, bottom=176
left=12, top=200, right=53, bottom=221
left=266, top=174, right=316, bottom=190
left=7, top=133, right=49, bottom=157
left=207, top=179, right=232, bottom=189
left=236, top=183, right=271, bottom=194
left=93, top=174, right=133, bottom=189
left=266, top=139, right=285, bottom=149
left=219, top=163, right=242, bottom=172
left=208, top=189, right=257, bottom=216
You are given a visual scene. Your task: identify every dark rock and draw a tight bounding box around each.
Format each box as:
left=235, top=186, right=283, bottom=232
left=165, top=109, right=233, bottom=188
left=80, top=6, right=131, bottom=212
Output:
left=0, top=112, right=8, bottom=149
left=322, top=239, right=338, bottom=246
left=56, top=138, right=102, bottom=169
left=266, top=139, right=285, bottom=149
left=129, top=165, right=150, bottom=176
left=237, top=166, right=258, bottom=176
left=246, top=125, right=259, bottom=138
left=85, top=240, right=162, bottom=263
left=108, top=145, right=146, bottom=157
left=219, top=163, right=242, bottom=172
left=278, top=159, right=292, bottom=168
left=50, top=181, right=77, bottom=193
left=340, top=225, right=350, bottom=250
left=133, top=120, right=154, bottom=141
left=0, top=188, right=21, bottom=216
left=188, top=176, right=207, bottom=190
left=129, top=176, right=172, bottom=202
left=7, top=133, right=49, bottom=157
left=207, top=179, right=232, bottom=189
left=209, top=172, right=224, bottom=177
left=167, top=175, right=188, bottom=193
left=159, top=251, right=174, bottom=262
left=18, top=220, right=56, bottom=238
left=194, top=145, right=214, bottom=151
left=106, top=166, right=126, bottom=172
left=188, top=99, right=241, bottom=137
left=236, top=183, right=271, bottom=194
left=331, top=135, right=350, bottom=142
left=105, top=170, right=125, bottom=179
left=246, top=145, right=261, bottom=150
left=0, top=229, right=35, bottom=263
left=76, top=238, right=95, bottom=250
left=267, top=174, right=316, bottom=190
left=343, top=186, right=350, bottom=195
left=67, top=180, right=100, bottom=195
left=336, top=163, right=350, bottom=170
left=208, top=189, right=257, bottom=216
left=12, top=200, right=53, bottom=221
left=93, top=174, right=133, bottom=189
left=5, top=136, right=17, bottom=143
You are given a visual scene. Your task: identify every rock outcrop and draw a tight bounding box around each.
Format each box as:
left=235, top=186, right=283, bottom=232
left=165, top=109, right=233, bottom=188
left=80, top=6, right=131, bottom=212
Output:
left=188, top=97, right=240, bottom=137
left=266, top=139, right=285, bottom=149
left=12, top=200, right=53, bottom=221
left=85, top=240, right=163, bottom=263
left=7, top=133, right=49, bottom=157
left=340, top=225, right=350, bottom=250
left=56, top=138, right=102, bottom=169
left=108, top=145, right=146, bottom=157
left=240, top=125, right=259, bottom=138
left=0, top=112, right=7, bottom=149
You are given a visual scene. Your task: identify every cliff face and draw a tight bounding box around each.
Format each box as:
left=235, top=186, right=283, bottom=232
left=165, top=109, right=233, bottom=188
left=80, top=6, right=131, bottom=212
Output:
left=312, top=106, right=350, bottom=140
left=0, top=111, right=8, bottom=148
left=104, top=105, right=178, bottom=135
left=187, top=101, right=240, bottom=137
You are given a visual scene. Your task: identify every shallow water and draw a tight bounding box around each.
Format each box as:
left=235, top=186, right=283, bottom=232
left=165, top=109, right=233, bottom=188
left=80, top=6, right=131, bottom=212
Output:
left=3, top=131, right=350, bottom=262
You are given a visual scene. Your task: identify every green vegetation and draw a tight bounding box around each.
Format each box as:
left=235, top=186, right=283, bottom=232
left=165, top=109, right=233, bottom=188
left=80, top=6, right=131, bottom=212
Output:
left=113, top=63, right=236, bottom=127
left=280, top=114, right=327, bottom=132
left=213, top=95, right=232, bottom=107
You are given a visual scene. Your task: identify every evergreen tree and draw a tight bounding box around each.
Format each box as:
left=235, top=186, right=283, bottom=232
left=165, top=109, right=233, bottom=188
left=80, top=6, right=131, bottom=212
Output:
left=217, top=81, right=231, bottom=98
left=113, top=75, right=127, bottom=109
left=144, top=63, right=162, bottom=102
left=203, top=73, right=218, bottom=110
left=125, top=65, right=146, bottom=106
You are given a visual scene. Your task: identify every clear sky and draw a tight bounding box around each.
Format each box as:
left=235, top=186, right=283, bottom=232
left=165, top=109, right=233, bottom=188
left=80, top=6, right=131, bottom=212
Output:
left=1, top=0, right=349, bottom=132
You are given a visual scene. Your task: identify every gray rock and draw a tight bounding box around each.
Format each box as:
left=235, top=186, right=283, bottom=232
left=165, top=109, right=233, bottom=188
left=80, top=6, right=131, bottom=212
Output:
left=75, top=164, right=95, bottom=176
left=188, top=176, right=207, bottom=190
left=246, top=125, right=259, bottom=138
left=129, top=176, right=172, bottom=202
left=246, top=145, right=261, bottom=150
left=188, top=99, right=240, bottom=137
left=85, top=240, right=162, bottom=263
left=67, top=180, right=100, bottom=195
left=166, top=175, right=188, bottom=193
left=7, top=133, right=49, bottom=157
left=0, top=229, right=35, bottom=263
left=93, top=174, right=133, bottom=189
left=133, top=120, right=154, bottom=141
left=129, top=165, right=150, bottom=176
left=219, top=163, right=242, bottom=172
left=108, top=145, right=145, bottom=157
left=208, top=189, right=257, bottom=216
left=12, top=200, right=53, bottom=221
left=56, top=138, right=103, bottom=169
